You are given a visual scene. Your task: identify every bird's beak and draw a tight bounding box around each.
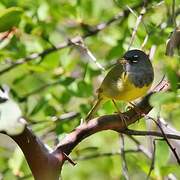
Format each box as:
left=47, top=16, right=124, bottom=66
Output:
left=118, top=58, right=127, bottom=65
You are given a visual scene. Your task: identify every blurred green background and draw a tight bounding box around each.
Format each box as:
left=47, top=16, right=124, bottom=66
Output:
left=0, top=0, right=179, bottom=179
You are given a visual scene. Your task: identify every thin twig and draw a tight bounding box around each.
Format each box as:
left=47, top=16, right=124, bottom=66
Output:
left=166, top=27, right=180, bottom=56
left=57, top=112, right=80, bottom=122
left=127, top=135, right=152, bottom=158
left=140, top=34, right=149, bottom=49
left=172, top=0, right=176, bottom=27
left=126, top=5, right=138, bottom=17
left=62, top=152, right=76, bottom=166
left=120, top=134, right=130, bottom=180
left=149, top=45, right=156, bottom=60
left=74, top=149, right=141, bottom=161
left=128, top=6, right=146, bottom=50
left=146, top=139, right=157, bottom=180
left=30, top=112, right=80, bottom=125
left=69, top=37, right=105, bottom=71
left=123, top=129, right=180, bottom=140
left=148, top=117, right=180, bottom=165
left=127, top=5, right=150, bottom=50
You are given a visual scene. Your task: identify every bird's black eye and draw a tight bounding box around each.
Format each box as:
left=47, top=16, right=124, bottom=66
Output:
left=126, top=55, right=139, bottom=63
left=131, top=55, right=139, bottom=63
left=133, top=55, right=138, bottom=59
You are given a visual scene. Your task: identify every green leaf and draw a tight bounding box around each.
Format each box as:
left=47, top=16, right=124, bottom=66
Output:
left=0, top=7, right=23, bottom=32
left=59, top=90, right=71, bottom=104
left=8, top=147, right=24, bottom=175
left=77, top=80, right=93, bottom=97
left=155, top=141, right=170, bottom=176
left=26, top=64, right=47, bottom=73
left=166, top=66, right=178, bottom=92
left=37, top=2, right=49, bottom=21
left=107, top=40, right=123, bottom=59
left=44, top=105, right=57, bottom=116
left=77, top=147, right=99, bottom=155
left=60, top=77, right=75, bottom=86
left=164, top=0, right=171, bottom=6
left=30, top=97, right=47, bottom=116
left=150, top=92, right=177, bottom=107
left=160, top=165, right=180, bottom=176
left=68, top=80, right=93, bottom=98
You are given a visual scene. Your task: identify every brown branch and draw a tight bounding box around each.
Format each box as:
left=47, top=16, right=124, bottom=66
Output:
left=10, top=127, right=62, bottom=180
left=0, top=2, right=146, bottom=76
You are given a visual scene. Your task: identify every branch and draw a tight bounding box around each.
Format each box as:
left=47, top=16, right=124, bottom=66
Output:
left=146, top=139, right=157, bottom=180
left=0, top=2, right=145, bottom=75
left=123, top=129, right=180, bottom=140
left=127, top=135, right=152, bottom=158
left=151, top=118, right=180, bottom=164
left=9, top=127, right=62, bottom=180
left=74, top=149, right=142, bottom=161
left=128, top=6, right=146, bottom=50
left=166, top=27, right=180, bottom=56
left=119, top=134, right=130, bottom=180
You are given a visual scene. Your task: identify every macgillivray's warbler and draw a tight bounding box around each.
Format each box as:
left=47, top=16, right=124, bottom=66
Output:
left=85, top=49, right=154, bottom=121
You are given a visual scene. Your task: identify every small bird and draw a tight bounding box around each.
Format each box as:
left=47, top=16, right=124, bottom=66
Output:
left=86, top=49, right=154, bottom=121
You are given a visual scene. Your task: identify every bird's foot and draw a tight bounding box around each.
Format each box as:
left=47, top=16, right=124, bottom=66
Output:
left=117, top=113, right=129, bottom=129
left=127, top=102, right=146, bottom=117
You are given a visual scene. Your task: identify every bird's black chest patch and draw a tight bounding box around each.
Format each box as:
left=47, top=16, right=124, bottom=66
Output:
left=129, top=71, right=153, bottom=88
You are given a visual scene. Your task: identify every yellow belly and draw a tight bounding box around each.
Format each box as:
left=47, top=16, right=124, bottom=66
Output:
left=115, top=82, right=152, bottom=101
left=100, top=77, right=152, bottom=102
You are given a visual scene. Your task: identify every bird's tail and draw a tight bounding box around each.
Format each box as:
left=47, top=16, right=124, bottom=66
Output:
left=85, top=98, right=103, bottom=121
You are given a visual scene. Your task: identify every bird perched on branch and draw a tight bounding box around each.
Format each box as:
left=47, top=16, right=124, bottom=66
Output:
left=86, top=49, right=154, bottom=121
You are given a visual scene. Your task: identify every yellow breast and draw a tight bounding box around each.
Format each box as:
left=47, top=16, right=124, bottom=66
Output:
left=115, top=80, right=152, bottom=101
left=99, top=72, right=152, bottom=102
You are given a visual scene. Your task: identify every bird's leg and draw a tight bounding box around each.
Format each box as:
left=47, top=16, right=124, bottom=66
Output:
left=112, top=100, right=128, bottom=129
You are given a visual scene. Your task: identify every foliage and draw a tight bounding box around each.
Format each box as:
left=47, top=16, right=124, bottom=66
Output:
left=0, top=0, right=179, bottom=179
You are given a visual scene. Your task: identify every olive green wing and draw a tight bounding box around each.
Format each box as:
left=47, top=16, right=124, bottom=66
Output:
left=97, top=63, right=126, bottom=99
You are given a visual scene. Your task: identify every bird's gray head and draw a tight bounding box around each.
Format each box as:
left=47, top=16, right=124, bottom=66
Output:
left=123, top=49, right=154, bottom=87
left=123, top=49, right=150, bottom=65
